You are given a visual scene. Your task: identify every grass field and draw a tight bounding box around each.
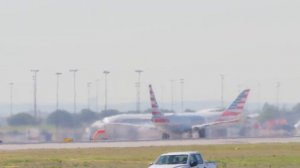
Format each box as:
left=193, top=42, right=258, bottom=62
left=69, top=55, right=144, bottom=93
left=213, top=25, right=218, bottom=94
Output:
left=1, top=143, right=300, bottom=168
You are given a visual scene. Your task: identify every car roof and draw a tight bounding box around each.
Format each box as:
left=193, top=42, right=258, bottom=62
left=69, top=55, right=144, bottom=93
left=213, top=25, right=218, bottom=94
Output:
left=160, top=151, right=200, bottom=156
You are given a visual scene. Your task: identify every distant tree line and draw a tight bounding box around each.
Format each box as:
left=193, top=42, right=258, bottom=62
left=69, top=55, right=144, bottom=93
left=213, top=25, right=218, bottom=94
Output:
left=7, top=109, right=120, bottom=127
left=259, top=103, right=300, bottom=125
left=8, top=102, right=300, bottom=127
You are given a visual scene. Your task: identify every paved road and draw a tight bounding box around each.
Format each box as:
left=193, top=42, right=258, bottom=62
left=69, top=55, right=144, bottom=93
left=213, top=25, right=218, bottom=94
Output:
left=0, top=137, right=299, bottom=150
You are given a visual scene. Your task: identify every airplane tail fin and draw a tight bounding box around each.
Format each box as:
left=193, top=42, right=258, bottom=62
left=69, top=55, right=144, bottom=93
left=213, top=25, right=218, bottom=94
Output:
left=149, top=85, right=169, bottom=124
left=221, top=89, right=250, bottom=118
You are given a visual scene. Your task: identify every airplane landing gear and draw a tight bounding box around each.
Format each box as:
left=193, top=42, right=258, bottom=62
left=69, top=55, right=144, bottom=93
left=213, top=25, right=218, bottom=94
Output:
left=198, top=128, right=206, bottom=138
left=162, top=133, right=170, bottom=139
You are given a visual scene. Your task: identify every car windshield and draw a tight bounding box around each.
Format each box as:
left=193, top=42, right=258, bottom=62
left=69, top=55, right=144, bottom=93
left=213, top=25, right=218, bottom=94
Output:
left=155, top=154, right=188, bottom=165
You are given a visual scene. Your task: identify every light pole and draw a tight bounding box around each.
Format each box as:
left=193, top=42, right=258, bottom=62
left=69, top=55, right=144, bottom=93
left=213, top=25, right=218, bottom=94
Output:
left=135, top=70, right=143, bottom=113
left=87, top=82, right=92, bottom=110
left=220, top=74, right=224, bottom=108
left=9, top=82, right=14, bottom=117
left=258, top=82, right=261, bottom=110
left=95, top=79, right=100, bottom=113
left=103, top=70, right=110, bottom=112
left=180, top=78, right=184, bottom=112
left=55, top=72, right=62, bottom=141
left=31, top=69, right=39, bottom=120
left=170, top=79, right=174, bottom=112
left=69, top=69, right=78, bottom=114
left=276, top=81, right=280, bottom=110
left=56, top=72, right=62, bottom=111
left=160, top=85, right=165, bottom=109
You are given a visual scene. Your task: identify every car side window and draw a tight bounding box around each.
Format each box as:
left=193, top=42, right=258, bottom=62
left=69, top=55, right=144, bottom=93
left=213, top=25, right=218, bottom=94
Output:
left=190, top=154, right=198, bottom=165
left=195, top=154, right=204, bottom=164
left=156, top=156, right=166, bottom=164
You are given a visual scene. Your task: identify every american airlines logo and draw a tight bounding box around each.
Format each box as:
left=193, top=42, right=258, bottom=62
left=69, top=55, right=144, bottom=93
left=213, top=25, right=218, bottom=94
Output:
left=227, top=89, right=249, bottom=111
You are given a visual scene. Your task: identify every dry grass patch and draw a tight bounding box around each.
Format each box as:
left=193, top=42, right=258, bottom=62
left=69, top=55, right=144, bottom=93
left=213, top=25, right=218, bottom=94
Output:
left=1, top=143, right=300, bottom=168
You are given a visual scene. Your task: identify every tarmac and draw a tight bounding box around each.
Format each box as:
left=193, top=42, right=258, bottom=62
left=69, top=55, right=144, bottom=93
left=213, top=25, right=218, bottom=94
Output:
left=1, top=136, right=300, bottom=150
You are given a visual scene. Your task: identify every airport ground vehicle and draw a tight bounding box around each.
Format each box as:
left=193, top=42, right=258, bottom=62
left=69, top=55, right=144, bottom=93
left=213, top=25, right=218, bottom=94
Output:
left=148, top=151, right=217, bottom=168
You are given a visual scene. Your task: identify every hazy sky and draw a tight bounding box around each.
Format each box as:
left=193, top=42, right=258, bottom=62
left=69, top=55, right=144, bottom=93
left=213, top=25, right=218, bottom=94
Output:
left=0, top=0, right=300, bottom=112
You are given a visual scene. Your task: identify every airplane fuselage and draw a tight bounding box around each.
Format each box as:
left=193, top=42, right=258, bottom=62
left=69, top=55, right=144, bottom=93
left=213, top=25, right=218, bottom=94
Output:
left=154, top=112, right=215, bottom=134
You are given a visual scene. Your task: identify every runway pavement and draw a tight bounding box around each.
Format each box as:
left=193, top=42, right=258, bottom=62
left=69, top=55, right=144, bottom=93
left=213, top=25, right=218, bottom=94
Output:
left=1, top=137, right=300, bottom=150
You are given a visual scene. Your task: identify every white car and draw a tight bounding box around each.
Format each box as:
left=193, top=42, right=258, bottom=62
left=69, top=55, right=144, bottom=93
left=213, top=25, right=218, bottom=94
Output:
left=148, top=151, right=214, bottom=168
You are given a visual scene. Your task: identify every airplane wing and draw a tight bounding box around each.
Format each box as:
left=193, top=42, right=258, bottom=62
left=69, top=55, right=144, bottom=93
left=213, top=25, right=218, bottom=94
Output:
left=192, top=117, right=242, bottom=130
left=246, top=113, right=260, bottom=119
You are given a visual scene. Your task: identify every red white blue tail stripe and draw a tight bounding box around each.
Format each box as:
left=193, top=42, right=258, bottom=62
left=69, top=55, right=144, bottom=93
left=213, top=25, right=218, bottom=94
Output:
left=221, top=89, right=250, bottom=117
left=149, top=85, right=169, bottom=124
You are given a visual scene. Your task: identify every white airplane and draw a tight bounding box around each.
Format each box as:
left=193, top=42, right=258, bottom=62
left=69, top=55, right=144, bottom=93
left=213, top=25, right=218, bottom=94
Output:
left=87, top=85, right=250, bottom=140
left=149, top=84, right=251, bottom=139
